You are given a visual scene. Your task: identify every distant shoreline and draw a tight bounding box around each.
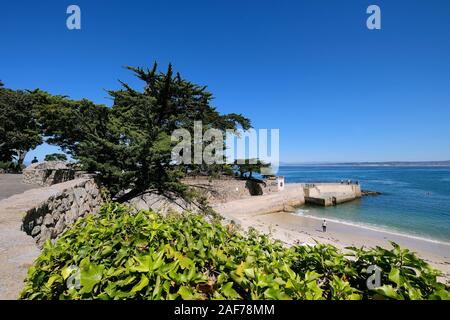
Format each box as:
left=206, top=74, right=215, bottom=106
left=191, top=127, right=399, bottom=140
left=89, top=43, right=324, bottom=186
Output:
left=280, top=161, right=450, bottom=167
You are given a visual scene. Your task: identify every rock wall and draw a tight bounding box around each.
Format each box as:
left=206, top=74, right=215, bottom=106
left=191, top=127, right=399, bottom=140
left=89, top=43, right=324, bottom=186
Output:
left=306, top=183, right=362, bottom=198
left=22, top=161, right=75, bottom=186
left=182, top=176, right=280, bottom=204
left=21, top=179, right=103, bottom=246
left=303, top=183, right=362, bottom=206
left=213, top=183, right=305, bottom=220
left=129, top=177, right=282, bottom=215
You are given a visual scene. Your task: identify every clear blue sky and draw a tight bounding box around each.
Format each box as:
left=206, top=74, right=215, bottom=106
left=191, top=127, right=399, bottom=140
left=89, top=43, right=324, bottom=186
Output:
left=1, top=0, right=449, bottom=163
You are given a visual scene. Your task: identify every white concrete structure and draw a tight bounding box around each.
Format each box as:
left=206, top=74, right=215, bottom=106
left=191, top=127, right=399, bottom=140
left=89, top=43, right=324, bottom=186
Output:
left=303, top=183, right=362, bottom=206
left=264, top=176, right=285, bottom=192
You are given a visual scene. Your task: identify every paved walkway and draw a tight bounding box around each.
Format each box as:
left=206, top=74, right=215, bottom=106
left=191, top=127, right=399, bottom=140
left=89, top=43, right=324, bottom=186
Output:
left=212, top=184, right=305, bottom=223
left=0, top=178, right=88, bottom=299
left=0, top=174, right=41, bottom=201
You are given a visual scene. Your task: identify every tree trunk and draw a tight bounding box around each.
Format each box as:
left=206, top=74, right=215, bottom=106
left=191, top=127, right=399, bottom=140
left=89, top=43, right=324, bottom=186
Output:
left=16, top=150, right=27, bottom=167
left=115, top=188, right=146, bottom=203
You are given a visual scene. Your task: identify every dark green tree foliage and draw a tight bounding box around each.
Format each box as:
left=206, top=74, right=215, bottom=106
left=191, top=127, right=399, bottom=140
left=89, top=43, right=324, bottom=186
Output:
left=234, top=159, right=271, bottom=178
left=37, top=63, right=250, bottom=202
left=44, top=153, right=68, bottom=162
left=0, top=82, right=42, bottom=165
left=33, top=90, right=109, bottom=154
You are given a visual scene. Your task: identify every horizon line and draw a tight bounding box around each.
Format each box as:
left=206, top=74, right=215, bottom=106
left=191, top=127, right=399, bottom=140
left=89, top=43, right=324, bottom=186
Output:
left=279, top=160, right=450, bottom=165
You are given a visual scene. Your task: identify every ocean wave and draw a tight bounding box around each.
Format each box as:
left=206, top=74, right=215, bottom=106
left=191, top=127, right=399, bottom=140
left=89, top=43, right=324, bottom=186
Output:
left=291, top=209, right=309, bottom=216
left=366, top=179, right=410, bottom=187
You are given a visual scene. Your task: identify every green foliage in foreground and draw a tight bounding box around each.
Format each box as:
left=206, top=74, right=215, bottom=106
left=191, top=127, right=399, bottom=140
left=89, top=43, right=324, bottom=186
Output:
left=21, top=203, right=449, bottom=300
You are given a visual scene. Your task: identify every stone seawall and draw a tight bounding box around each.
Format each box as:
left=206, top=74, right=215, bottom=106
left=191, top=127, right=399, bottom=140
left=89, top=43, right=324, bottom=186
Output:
left=129, top=177, right=288, bottom=216
left=213, top=183, right=306, bottom=222
left=21, top=179, right=103, bottom=246
left=183, top=176, right=279, bottom=204
left=303, top=183, right=362, bottom=206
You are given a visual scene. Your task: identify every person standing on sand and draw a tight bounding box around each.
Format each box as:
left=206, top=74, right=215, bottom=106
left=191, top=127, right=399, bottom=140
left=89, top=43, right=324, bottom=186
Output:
left=322, top=219, right=327, bottom=232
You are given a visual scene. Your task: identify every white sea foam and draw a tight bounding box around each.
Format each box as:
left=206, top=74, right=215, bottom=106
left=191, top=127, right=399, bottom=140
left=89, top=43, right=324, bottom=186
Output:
left=366, top=179, right=409, bottom=187
left=292, top=209, right=309, bottom=216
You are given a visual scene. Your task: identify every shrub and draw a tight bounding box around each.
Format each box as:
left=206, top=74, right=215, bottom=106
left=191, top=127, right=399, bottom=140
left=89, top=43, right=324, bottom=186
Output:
left=0, top=161, right=23, bottom=173
left=20, top=203, right=449, bottom=300
left=0, top=161, right=12, bottom=170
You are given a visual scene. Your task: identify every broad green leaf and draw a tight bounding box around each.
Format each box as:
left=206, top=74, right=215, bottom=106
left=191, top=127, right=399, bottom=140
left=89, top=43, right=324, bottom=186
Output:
left=388, top=267, right=401, bottom=286
left=61, top=265, right=77, bottom=280
left=374, top=285, right=401, bottom=300
left=131, top=275, right=149, bottom=293
left=178, top=286, right=195, bottom=300
left=152, top=275, right=161, bottom=299
left=79, top=258, right=104, bottom=293
left=221, top=282, right=241, bottom=299
left=263, top=287, right=291, bottom=300
left=46, top=274, right=61, bottom=287
left=429, top=289, right=450, bottom=300
left=130, top=255, right=151, bottom=272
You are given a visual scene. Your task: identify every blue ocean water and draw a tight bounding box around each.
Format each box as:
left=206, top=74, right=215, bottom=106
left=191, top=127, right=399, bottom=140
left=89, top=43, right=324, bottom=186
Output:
left=279, top=166, right=450, bottom=243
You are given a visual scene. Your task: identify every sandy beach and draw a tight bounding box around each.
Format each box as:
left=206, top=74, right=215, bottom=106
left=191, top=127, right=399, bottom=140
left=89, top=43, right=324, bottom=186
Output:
left=213, top=183, right=450, bottom=280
